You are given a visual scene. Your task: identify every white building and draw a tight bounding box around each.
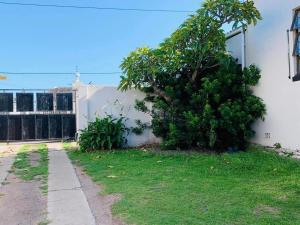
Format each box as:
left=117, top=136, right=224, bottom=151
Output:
left=73, top=0, right=300, bottom=151
left=226, top=0, right=300, bottom=150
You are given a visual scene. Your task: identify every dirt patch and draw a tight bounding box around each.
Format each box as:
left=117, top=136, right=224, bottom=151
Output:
left=74, top=166, right=126, bottom=225
left=255, top=204, right=280, bottom=216
left=0, top=145, right=18, bottom=157
left=0, top=171, right=47, bottom=225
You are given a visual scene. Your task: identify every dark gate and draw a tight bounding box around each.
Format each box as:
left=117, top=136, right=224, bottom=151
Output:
left=0, top=89, right=76, bottom=142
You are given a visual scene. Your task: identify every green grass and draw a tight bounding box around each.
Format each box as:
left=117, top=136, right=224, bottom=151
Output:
left=63, top=142, right=76, bottom=150
left=13, top=144, right=49, bottom=194
left=67, top=146, right=300, bottom=225
left=38, top=220, right=51, bottom=225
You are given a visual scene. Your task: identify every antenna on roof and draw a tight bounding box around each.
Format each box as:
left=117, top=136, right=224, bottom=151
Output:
left=75, top=66, right=80, bottom=83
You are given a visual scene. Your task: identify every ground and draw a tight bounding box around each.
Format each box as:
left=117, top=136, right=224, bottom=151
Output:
left=0, top=143, right=299, bottom=225
left=0, top=144, right=48, bottom=225
left=67, top=146, right=300, bottom=225
left=0, top=142, right=121, bottom=225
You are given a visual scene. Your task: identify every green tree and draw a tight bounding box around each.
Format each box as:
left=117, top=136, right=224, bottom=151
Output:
left=119, top=0, right=265, bottom=151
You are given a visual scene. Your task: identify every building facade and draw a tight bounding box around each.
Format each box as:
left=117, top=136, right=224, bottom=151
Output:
left=227, top=0, right=300, bottom=150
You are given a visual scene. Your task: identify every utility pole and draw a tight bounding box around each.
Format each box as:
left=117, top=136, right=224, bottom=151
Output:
left=75, top=66, right=80, bottom=83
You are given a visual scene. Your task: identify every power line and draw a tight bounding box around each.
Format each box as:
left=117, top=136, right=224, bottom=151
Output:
left=0, top=72, right=122, bottom=75
left=80, top=72, right=122, bottom=75
left=0, top=1, right=194, bottom=13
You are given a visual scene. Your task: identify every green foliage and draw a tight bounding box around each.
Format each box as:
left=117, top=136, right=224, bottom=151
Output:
left=134, top=100, right=149, bottom=113
left=131, top=119, right=149, bottom=135
left=79, top=115, right=128, bottom=152
left=273, top=143, right=282, bottom=149
left=13, top=144, right=49, bottom=194
left=119, top=0, right=265, bottom=151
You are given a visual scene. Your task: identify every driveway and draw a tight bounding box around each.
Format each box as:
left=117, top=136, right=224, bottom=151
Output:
left=0, top=142, right=123, bottom=225
left=0, top=144, right=47, bottom=225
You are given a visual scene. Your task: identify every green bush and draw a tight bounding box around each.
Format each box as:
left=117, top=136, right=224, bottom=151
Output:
left=79, top=115, right=128, bottom=152
left=119, top=0, right=266, bottom=151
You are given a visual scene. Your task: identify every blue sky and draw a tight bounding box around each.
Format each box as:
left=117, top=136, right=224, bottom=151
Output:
left=0, top=0, right=202, bottom=89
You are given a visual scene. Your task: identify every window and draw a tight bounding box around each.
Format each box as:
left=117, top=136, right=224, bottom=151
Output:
left=16, top=93, right=34, bottom=112
left=292, top=11, right=300, bottom=30
left=37, top=93, right=53, bottom=111
left=56, top=93, right=73, bottom=111
left=295, top=34, right=300, bottom=56
left=0, top=93, right=13, bottom=112
left=292, top=9, right=300, bottom=81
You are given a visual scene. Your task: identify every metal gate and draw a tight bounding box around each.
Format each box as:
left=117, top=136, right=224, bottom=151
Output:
left=0, top=89, right=76, bottom=142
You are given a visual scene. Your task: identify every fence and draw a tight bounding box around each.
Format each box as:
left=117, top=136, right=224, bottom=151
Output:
left=0, top=89, right=76, bottom=141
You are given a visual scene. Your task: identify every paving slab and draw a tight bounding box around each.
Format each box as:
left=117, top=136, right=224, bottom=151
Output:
left=47, top=143, right=96, bottom=225
left=0, top=156, right=14, bottom=187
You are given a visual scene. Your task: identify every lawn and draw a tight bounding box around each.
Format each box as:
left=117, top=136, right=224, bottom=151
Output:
left=67, top=146, right=300, bottom=225
left=13, top=144, right=49, bottom=194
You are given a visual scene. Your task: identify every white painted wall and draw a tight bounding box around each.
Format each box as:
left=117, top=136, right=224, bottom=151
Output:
left=73, top=82, right=160, bottom=147
left=226, top=32, right=243, bottom=64
left=227, top=0, right=300, bottom=150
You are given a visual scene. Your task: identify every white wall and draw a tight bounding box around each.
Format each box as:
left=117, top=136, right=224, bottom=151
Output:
left=226, top=32, right=243, bottom=64
left=73, top=82, right=160, bottom=147
left=227, top=0, right=300, bottom=150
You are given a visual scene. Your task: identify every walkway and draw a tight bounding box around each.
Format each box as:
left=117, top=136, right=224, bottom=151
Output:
left=47, top=143, right=96, bottom=225
left=0, top=145, right=17, bottom=187
left=0, top=144, right=48, bottom=225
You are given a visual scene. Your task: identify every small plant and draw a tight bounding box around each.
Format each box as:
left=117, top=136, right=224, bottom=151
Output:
left=273, top=143, right=282, bottom=149
left=282, top=151, right=294, bottom=158
left=79, top=115, right=128, bottom=152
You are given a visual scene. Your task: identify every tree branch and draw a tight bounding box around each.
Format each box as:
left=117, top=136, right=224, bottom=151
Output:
left=147, top=77, right=172, bottom=103
left=152, top=86, right=172, bottom=102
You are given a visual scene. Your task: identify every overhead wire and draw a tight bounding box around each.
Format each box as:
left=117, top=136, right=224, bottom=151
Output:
left=0, top=72, right=123, bottom=75
left=0, top=1, right=194, bottom=13
left=0, top=2, right=192, bottom=80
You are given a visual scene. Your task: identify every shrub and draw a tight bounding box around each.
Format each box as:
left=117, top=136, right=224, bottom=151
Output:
left=79, top=115, right=128, bottom=152
left=119, top=0, right=266, bottom=151
left=273, top=143, right=282, bottom=149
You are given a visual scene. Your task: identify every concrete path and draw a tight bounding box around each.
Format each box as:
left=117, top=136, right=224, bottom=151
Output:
left=47, top=143, right=96, bottom=225
left=0, top=145, right=17, bottom=187
left=0, top=156, right=14, bottom=187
